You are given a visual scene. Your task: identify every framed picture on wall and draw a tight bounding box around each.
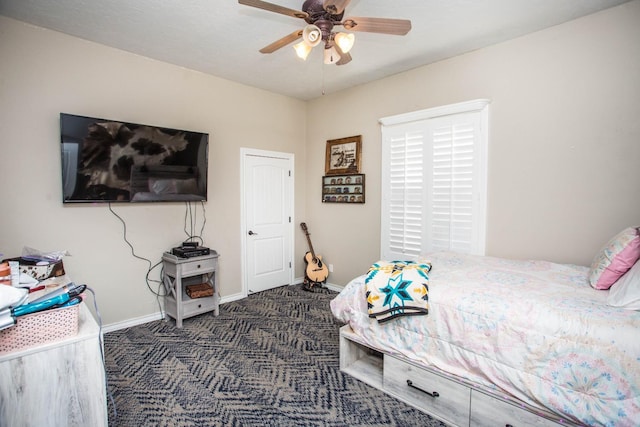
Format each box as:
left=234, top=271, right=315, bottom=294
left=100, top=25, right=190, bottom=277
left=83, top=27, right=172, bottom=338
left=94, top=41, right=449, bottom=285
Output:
left=325, top=135, right=362, bottom=175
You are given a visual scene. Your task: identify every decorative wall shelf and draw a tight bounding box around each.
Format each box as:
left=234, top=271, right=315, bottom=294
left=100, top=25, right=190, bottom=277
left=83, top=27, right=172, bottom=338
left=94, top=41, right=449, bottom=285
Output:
left=322, top=174, right=365, bottom=204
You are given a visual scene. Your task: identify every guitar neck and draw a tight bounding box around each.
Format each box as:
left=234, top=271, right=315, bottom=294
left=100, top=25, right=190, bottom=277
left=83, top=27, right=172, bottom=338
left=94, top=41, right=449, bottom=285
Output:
left=305, top=235, right=317, bottom=259
left=301, top=223, right=319, bottom=260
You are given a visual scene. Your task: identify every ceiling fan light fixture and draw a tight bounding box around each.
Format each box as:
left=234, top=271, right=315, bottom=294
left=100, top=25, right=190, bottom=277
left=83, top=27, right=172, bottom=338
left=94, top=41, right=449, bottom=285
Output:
left=324, top=45, right=341, bottom=65
left=334, top=32, right=355, bottom=53
left=239, top=0, right=412, bottom=67
left=302, top=24, right=322, bottom=47
left=293, top=41, right=312, bottom=60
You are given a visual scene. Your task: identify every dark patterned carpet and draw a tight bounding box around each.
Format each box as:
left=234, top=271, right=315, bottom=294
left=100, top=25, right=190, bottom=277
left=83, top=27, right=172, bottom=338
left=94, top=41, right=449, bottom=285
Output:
left=104, top=284, right=446, bottom=426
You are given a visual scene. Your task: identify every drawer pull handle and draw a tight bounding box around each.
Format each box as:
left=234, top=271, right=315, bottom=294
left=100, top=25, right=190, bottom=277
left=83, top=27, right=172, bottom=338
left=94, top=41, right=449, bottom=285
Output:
left=406, top=380, right=439, bottom=398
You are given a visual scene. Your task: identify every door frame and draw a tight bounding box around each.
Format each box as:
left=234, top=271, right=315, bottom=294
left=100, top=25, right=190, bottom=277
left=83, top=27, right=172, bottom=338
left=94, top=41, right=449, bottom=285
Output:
left=240, top=147, right=295, bottom=297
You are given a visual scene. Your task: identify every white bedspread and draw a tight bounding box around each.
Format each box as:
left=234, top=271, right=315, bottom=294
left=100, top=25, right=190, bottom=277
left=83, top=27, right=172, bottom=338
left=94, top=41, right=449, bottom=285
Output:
left=330, top=252, right=640, bottom=426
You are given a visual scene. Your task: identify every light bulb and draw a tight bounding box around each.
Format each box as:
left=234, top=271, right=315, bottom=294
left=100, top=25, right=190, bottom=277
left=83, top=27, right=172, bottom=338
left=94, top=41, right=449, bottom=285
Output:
left=302, top=25, right=322, bottom=47
left=293, top=41, right=312, bottom=60
left=334, top=32, right=355, bottom=54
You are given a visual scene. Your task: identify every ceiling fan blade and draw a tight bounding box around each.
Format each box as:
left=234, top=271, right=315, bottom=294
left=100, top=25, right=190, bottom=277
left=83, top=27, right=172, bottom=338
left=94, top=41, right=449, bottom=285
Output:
left=259, top=30, right=303, bottom=54
left=238, top=0, right=308, bottom=20
left=336, top=51, right=352, bottom=66
left=323, top=0, right=351, bottom=15
left=342, top=17, right=412, bottom=35
left=333, top=42, right=352, bottom=66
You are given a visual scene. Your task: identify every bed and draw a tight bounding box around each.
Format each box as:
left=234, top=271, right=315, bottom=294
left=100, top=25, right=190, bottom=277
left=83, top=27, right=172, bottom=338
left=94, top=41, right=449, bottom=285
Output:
left=330, top=232, right=640, bottom=426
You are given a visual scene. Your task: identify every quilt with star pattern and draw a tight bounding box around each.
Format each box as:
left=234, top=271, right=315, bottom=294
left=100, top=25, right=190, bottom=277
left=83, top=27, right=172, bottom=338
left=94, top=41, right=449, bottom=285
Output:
left=365, top=260, right=430, bottom=322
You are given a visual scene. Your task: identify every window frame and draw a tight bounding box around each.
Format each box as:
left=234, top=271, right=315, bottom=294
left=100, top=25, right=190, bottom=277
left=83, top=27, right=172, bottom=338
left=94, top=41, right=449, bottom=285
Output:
left=379, top=99, right=490, bottom=260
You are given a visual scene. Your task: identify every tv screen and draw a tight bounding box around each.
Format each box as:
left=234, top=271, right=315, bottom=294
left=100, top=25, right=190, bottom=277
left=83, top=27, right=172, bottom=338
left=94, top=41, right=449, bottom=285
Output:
left=60, top=113, right=208, bottom=203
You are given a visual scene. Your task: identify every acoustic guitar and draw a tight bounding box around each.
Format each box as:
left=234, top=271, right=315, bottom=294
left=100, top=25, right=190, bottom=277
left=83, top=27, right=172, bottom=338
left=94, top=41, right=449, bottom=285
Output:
left=300, top=222, right=329, bottom=285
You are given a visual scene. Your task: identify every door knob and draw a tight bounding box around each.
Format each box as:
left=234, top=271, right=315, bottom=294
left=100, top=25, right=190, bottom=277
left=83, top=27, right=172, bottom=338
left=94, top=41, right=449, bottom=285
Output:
left=248, top=230, right=258, bottom=235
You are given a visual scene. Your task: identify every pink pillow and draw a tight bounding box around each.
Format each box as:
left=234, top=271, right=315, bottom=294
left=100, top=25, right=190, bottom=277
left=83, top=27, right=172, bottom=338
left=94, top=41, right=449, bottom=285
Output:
left=589, top=226, right=640, bottom=290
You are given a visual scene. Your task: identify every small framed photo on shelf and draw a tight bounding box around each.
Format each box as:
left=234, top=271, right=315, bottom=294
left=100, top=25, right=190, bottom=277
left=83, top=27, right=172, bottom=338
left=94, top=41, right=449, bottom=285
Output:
left=322, top=174, right=365, bottom=204
left=325, top=135, right=362, bottom=175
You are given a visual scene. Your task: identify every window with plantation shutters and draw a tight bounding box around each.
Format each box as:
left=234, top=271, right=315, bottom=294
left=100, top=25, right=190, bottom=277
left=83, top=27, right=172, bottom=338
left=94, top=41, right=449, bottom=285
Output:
left=380, top=100, right=489, bottom=261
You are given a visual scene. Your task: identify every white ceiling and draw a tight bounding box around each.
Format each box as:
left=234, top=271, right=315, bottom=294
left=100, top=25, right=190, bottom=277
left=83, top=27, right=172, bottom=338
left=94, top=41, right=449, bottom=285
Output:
left=0, top=0, right=631, bottom=100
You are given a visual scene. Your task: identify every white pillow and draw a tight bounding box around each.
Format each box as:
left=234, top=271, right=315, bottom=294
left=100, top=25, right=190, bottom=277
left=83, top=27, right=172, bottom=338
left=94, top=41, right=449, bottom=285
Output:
left=607, top=259, right=640, bottom=310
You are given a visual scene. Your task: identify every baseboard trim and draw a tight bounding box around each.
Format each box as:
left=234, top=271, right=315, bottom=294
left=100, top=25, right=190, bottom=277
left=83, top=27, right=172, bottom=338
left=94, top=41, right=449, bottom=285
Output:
left=104, top=292, right=245, bottom=333
left=104, top=282, right=344, bottom=333
left=103, top=312, right=163, bottom=333
left=324, top=283, right=343, bottom=293
left=294, top=275, right=343, bottom=293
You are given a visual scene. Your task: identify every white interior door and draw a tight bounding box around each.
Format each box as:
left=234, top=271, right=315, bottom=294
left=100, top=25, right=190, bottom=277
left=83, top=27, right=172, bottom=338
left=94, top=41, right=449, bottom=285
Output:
left=241, top=149, right=294, bottom=294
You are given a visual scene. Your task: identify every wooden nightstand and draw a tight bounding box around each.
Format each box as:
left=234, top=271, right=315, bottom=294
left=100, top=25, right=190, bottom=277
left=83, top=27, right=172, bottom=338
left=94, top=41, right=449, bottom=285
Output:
left=162, top=251, right=219, bottom=328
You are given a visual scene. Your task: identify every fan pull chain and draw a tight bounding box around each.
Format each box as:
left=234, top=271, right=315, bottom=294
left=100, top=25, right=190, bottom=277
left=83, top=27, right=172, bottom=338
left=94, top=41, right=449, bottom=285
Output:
left=321, top=60, right=326, bottom=96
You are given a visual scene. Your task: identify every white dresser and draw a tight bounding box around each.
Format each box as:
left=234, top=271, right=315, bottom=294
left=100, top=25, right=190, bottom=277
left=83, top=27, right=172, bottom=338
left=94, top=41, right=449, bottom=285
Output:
left=0, top=303, right=108, bottom=426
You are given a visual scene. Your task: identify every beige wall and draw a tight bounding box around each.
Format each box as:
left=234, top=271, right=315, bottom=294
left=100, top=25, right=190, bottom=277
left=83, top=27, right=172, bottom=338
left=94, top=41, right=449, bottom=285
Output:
left=0, top=16, right=307, bottom=325
left=305, top=0, right=640, bottom=286
left=1, top=1, right=639, bottom=326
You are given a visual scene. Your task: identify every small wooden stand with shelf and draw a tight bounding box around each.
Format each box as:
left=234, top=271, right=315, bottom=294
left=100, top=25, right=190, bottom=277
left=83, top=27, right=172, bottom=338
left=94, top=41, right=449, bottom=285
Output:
left=162, top=251, right=219, bottom=328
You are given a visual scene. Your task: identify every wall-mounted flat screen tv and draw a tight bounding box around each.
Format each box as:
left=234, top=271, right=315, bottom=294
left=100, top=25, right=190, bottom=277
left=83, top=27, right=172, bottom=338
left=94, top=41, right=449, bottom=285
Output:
left=60, top=113, right=208, bottom=203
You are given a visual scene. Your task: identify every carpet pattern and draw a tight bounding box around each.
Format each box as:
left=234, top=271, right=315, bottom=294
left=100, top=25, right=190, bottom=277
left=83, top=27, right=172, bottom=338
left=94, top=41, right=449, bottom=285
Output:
left=104, top=284, right=446, bottom=426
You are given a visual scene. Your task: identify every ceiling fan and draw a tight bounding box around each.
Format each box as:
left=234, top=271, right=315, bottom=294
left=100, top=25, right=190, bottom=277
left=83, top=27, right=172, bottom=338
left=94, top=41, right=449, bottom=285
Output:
left=238, top=0, right=411, bottom=65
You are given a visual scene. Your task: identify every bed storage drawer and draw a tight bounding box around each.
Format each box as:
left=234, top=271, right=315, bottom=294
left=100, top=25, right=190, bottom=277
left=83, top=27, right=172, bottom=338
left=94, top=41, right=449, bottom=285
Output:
left=470, top=390, right=565, bottom=427
left=384, top=355, right=471, bottom=427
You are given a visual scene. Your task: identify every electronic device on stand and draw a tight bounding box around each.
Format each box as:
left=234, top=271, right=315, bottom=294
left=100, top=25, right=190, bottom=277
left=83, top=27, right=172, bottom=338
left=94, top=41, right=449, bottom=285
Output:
left=171, top=241, right=211, bottom=258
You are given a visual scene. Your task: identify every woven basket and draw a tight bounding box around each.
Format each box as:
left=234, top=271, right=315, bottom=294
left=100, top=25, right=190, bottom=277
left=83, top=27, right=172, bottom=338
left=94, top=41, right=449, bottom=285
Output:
left=186, top=283, right=213, bottom=298
left=0, top=303, right=80, bottom=355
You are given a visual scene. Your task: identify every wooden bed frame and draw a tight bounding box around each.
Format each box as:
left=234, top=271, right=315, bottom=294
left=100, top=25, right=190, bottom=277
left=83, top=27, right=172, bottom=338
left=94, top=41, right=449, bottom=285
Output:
left=339, top=325, right=578, bottom=427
